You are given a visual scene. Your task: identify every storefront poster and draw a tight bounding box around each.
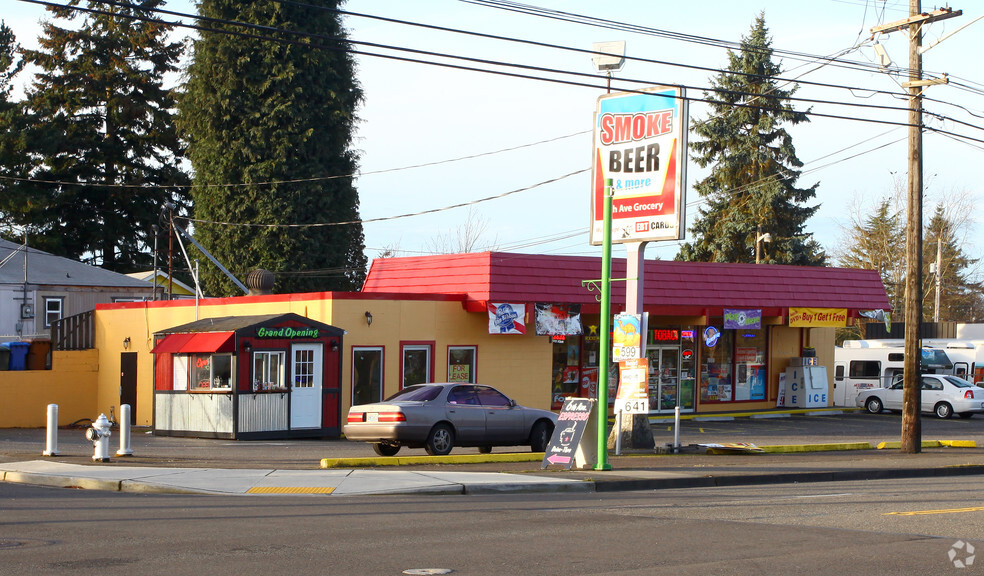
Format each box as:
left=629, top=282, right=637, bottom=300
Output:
left=535, top=303, right=583, bottom=336
left=448, top=364, right=470, bottom=382
left=789, top=307, right=848, bottom=327
left=487, top=302, right=526, bottom=334
left=724, top=309, right=761, bottom=330
left=612, top=313, right=642, bottom=361
left=615, top=358, right=649, bottom=413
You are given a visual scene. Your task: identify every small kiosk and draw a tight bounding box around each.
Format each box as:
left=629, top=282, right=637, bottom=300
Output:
left=152, top=313, right=344, bottom=440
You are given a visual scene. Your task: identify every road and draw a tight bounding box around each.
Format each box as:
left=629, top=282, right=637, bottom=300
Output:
left=2, top=474, right=983, bottom=575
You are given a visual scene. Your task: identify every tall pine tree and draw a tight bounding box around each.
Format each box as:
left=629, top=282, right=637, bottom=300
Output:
left=678, top=13, right=825, bottom=265
left=0, top=21, right=29, bottom=239
left=179, top=0, right=367, bottom=295
left=837, top=198, right=905, bottom=314
left=923, top=203, right=984, bottom=322
left=8, top=1, right=188, bottom=270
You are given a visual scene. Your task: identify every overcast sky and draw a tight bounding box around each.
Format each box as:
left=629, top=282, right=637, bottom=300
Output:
left=6, top=0, right=983, bottom=267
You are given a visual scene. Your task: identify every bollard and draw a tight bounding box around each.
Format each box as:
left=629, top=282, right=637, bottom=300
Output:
left=42, top=404, right=60, bottom=456
left=673, top=405, right=681, bottom=453
left=116, top=404, right=133, bottom=457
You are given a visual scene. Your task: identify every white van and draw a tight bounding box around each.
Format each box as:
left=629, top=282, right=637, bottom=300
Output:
left=832, top=340, right=953, bottom=407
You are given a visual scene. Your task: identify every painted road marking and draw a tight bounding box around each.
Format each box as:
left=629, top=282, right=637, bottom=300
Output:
left=885, top=506, right=984, bottom=516
left=246, top=487, right=336, bottom=494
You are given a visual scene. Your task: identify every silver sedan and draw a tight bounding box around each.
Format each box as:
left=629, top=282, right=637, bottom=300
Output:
left=856, top=374, right=984, bottom=419
left=343, top=382, right=557, bottom=456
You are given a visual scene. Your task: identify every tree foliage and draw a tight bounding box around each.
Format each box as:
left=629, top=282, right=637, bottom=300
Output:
left=678, top=13, right=825, bottom=266
left=2, top=1, right=189, bottom=271
left=179, top=0, right=367, bottom=296
left=923, top=203, right=984, bottom=322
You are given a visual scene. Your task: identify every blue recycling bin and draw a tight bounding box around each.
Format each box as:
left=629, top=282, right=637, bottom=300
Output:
left=7, top=342, right=29, bottom=371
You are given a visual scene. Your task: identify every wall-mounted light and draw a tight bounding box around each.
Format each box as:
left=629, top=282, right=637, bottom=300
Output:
left=330, top=340, right=339, bottom=352
left=123, top=337, right=131, bottom=350
left=364, top=311, right=373, bottom=327
left=243, top=341, right=252, bottom=353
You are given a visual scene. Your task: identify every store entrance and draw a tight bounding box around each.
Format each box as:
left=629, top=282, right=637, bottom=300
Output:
left=646, top=346, right=694, bottom=413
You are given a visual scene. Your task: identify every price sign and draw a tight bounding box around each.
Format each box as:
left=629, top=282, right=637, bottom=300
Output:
left=615, top=359, right=649, bottom=414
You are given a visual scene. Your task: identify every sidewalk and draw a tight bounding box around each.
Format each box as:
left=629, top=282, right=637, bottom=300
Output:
left=3, top=425, right=984, bottom=496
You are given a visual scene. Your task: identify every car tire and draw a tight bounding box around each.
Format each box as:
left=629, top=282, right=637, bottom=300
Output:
left=529, top=420, right=553, bottom=452
left=478, top=446, right=492, bottom=454
left=425, top=423, right=454, bottom=456
left=935, top=402, right=954, bottom=419
left=864, top=397, right=883, bottom=414
left=372, top=443, right=400, bottom=457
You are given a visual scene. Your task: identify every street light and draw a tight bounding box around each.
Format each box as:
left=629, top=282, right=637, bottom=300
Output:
left=755, top=226, right=772, bottom=264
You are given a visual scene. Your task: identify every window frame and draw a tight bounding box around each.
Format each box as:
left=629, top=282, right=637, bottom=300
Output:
left=43, top=296, right=64, bottom=328
left=400, top=341, right=434, bottom=390
left=447, top=345, right=478, bottom=383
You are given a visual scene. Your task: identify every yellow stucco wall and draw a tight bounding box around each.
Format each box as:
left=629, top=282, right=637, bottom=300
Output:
left=0, top=349, right=99, bottom=427
left=94, top=294, right=554, bottom=426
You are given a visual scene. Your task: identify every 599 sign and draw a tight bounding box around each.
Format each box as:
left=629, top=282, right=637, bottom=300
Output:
left=615, top=398, right=649, bottom=414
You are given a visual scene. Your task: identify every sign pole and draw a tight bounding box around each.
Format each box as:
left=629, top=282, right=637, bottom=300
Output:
left=596, top=178, right=613, bottom=471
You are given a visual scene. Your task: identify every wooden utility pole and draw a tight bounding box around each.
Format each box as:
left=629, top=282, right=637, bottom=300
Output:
left=871, top=3, right=960, bottom=454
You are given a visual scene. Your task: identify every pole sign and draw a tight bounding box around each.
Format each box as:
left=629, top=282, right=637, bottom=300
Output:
left=590, top=85, right=688, bottom=245
left=612, top=313, right=642, bottom=362
left=542, top=397, right=594, bottom=469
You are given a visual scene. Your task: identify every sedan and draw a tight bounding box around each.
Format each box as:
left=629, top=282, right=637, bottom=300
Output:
left=343, top=382, right=558, bottom=456
left=856, top=374, right=984, bottom=419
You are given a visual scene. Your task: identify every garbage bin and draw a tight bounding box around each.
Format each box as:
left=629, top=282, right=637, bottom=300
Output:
left=0, top=344, right=9, bottom=371
left=7, top=342, right=29, bottom=371
left=27, top=339, right=51, bottom=370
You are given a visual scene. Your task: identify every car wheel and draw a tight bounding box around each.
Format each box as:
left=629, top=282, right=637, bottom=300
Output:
left=529, top=420, right=553, bottom=452
left=372, top=443, right=400, bottom=457
left=478, top=446, right=492, bottom=454
left=425, top=423, right=454, bottom=456
left=864, top=397, right=883, bottom=414
left=935, top=402, right=954, bottom=419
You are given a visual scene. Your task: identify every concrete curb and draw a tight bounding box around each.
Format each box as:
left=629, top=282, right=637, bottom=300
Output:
left=321, top=452, right=544, bottom=469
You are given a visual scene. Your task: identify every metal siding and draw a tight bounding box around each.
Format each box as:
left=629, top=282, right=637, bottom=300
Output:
left=238, top=394, right=288, bottom=432
left=154, top=393, right=233, bottom=434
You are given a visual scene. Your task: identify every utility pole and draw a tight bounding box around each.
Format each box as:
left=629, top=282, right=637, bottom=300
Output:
left=871, top=2, right=961, bottom=454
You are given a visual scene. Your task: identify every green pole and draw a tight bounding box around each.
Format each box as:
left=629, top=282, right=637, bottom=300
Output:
left=595, top=178, right=613, bottom=471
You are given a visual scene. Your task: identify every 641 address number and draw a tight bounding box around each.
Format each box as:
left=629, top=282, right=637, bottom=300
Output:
left=615, top=399, right=649, bottom=414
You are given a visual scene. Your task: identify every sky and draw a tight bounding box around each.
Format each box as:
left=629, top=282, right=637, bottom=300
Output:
left=4, top=0, right=983, bottom=269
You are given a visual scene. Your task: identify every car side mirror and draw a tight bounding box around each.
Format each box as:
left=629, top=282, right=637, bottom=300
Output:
left=509, top=399, right=516, bottom=407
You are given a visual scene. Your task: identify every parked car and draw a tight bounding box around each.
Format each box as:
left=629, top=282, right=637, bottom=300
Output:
left=343, top=382, right=557, bottom=456
left=856, top=374, right=984, bottom=419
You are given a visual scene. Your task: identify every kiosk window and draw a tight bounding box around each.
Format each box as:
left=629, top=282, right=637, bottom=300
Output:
left=253, top=351, right=286, bottom=391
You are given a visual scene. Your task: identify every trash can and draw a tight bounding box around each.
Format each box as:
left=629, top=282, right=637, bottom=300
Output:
left=7, top=342, right=29, bottom=371
left=27, top=339, right=51, bottom=370
left=0, top=344, right=9, bottom=371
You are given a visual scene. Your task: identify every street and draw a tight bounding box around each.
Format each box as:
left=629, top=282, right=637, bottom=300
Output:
left=2, top=474, right=983, bottom=575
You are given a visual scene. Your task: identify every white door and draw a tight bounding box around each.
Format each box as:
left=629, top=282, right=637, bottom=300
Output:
left=290, top=343, right=323, bottom=429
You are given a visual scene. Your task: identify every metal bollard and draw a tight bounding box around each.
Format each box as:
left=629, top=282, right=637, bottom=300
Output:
left=116, top=404, right=133, bottom=457
left=42, top=404, right=60, bottom=457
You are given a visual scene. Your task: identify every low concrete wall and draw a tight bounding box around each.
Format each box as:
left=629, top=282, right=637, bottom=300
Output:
left=0, top=350, right=99, bottom=427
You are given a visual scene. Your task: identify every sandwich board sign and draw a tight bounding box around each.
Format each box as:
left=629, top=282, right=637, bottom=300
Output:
left=541, top=397, right=595, bottom=470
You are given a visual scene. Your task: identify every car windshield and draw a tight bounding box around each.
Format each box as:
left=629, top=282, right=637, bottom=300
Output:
left=943, top=375, right=974, bottom=388
left=384, top=385, right=442, bottom=402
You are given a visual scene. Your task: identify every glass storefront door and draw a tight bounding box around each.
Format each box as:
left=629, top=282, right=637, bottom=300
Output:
left=647, top=346, right=688, bottom=413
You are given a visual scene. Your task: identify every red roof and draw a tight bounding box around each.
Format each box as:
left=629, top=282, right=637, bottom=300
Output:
left=362, top=252, right=891, bottom=317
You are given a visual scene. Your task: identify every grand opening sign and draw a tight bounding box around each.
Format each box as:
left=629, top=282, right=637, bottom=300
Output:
left=590, top=86, right=688, bottom=244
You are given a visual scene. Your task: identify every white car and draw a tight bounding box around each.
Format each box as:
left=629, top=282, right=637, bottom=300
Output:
left=856, top=374, right=984, bottom=419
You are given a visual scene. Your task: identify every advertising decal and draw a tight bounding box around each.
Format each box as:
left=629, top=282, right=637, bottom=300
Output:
left=590, top=85, right=688, bottom=244
left=724, top=309, right=762, bottom=330
left=535, top=304, right=583, bottom=336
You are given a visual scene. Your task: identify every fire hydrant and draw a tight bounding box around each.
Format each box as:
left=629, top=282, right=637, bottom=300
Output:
left=85, top=413, right=112, bottom=462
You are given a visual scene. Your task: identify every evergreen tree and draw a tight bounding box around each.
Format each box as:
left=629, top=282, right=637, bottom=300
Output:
left=678, top=13, right=825, bottom=265
left=0, top=20, right=29, bottom=240
left=179, top=0, right=367, bottom=295
left=6, top=1, right=188, bottom=271
left=836, top=198, right=905, bottom=314
left=923, top=204, right=984, bottom=322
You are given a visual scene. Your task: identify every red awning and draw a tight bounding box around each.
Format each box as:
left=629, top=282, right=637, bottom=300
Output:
left=152, top=332, right=235, bottom=354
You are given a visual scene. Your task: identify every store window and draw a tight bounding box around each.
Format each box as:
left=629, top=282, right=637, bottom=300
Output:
left=734, top=330, right=767, bottom=401
left=252, top=351, right=286, bottom=391
left=353, top=347, right=383, bottom=405
left=43, top=297, right=63, bottom=328
left=402, top=343, right=432, bottom=388
left=699, top=326, right=733, bottom=402
left=190, top=353, right=232, bottom=391
left=448, top=346, right=476, bottom=383
left=552, top=336, right=581, bottom=399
